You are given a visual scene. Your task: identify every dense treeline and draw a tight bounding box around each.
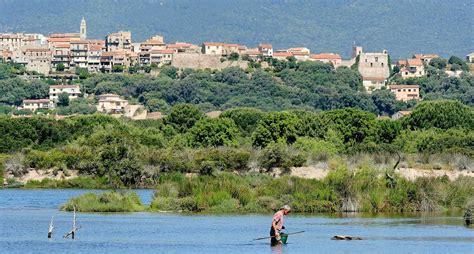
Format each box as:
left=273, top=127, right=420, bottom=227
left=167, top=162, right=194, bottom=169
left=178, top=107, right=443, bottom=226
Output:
left=1, top=100, right=472, bottom=188
left=1, top=59, right=472, bottom=116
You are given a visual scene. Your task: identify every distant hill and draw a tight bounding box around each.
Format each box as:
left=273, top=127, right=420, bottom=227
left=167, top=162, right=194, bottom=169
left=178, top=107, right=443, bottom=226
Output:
left=0, top=0, right=473, bottom=58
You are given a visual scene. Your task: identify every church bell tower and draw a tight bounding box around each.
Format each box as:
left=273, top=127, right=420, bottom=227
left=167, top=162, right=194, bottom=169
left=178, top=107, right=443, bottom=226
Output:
left=80, top=17, right=87, bottom=40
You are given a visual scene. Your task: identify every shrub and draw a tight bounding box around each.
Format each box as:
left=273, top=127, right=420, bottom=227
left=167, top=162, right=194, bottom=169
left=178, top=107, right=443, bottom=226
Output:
left=61, top=191, right=145, bottom=212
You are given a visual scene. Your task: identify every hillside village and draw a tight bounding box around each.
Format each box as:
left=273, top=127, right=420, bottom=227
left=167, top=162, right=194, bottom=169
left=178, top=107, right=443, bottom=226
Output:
left=1, top=18, right=473, bottom=119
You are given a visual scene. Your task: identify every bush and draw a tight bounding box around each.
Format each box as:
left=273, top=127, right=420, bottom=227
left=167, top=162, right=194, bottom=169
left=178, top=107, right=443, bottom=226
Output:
left=61, top=191, right=144, bottom=212
left=259, top=143, right=306, bottom=170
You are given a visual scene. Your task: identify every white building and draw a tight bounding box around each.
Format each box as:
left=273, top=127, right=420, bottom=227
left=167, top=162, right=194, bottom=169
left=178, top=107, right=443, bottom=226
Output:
left=49, top=85, right=81, bottom=102
left=22, top=99, right=52, bottom=111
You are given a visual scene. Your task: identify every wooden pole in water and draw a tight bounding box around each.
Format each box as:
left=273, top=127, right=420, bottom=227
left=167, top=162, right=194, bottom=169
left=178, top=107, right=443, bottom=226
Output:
left=63, top=206, right=80, bottom=239
left=72, top=206, right=76, bottom=239
left=48, top=216, right=54, bottom=239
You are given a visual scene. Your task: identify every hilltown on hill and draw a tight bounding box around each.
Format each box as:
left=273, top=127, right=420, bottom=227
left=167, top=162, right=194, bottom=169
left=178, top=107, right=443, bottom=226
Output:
left=1, top=18, right=472, bottom=119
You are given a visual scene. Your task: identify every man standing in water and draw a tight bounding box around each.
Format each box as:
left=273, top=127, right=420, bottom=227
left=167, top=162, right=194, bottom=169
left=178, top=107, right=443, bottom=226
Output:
left=270, top=205, right=291, bottom=245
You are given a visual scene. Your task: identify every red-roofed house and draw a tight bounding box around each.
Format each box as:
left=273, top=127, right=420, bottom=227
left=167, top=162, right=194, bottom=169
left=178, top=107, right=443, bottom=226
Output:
left=258, top=43, right=273, bottom=57
left=398, top=58, right=425, bottom=78
left=413, top=54, right=439, bottom=63
left=310, top=53, right=342, bottom=67
left=272, top=52, right=294, bottom=60
left=150, top=49, right=174, bottom=65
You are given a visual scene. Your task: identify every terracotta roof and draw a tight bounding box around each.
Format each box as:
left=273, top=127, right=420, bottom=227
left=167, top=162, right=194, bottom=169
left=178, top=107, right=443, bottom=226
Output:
left=310, top=53, right=341, bottom=60
left=166, top=43, right=192, bottom=48
left=406, top=58, right=423, bottom=66
left=48, top=37, right=73, bottom=43
left=99, top=93, right=120, bottom=97
left=414, top=54, right=439, bottom=59
left=50, top=85, right=80, bottom=89
left=273, top=52, right=293, bottom=57
left=396, top=111, right=412, bottom=116
left=363, top=76, right=386, bottom=81
left=203, top=42, right=225, bottom=46
left=150, top=49, right=174, bottom=54
left=259, top=43, right=273, bottom=49
left=292, top=51, right=309, bottom=56
left=224, top=44, right=239, bottom=47
left=23, top=99, right=50, bottom=103
left=389, top=84, right=420, bottom=89
left=25, top=48, right=50, bottom=52
left=55, top=43, right=70, bottom=48
left=0, top=34, right=22, bottom=39
left=89, top=45, right=103, bottom=51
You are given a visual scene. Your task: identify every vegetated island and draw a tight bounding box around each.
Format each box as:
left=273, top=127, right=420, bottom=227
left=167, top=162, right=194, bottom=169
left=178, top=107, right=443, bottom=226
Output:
left=61, top=191, right=144, bottom=212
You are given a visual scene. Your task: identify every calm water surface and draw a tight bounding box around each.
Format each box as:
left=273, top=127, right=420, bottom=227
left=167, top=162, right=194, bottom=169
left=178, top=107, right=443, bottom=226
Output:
left=0, top=189, right=472, bottom=254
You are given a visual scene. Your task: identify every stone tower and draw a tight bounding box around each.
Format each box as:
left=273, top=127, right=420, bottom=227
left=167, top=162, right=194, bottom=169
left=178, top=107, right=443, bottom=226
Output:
left=80, top=17, right=87, bottom=40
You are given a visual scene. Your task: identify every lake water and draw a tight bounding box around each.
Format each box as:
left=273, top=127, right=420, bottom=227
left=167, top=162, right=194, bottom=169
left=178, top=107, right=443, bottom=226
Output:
left=0, top=189, right=472, bottom=254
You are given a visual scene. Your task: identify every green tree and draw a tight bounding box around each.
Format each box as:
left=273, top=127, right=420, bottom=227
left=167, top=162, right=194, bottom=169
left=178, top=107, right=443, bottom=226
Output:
left=165, top=104, right=204, bottom=132
left=112, top=65, right=124, bottom=73
left=252, top=112, right=299, bottom=147
left=321, top=108, right=377, bottom=146
left=228, top=52, right=239, bottom=61
left=429, top=58, right=447, bottom=69
left=403, top=100, right=474, bottom=130
left=220, top=107, right=264, bottom=135
left=75, top=68, right=89, bottom=79
left=56, top=63, right=65, bottom=72
left=57, top=92, right=70, bottom=107
left=145, top=98, right=170, bottom=113
left=189, top=118, right=239, bottom=147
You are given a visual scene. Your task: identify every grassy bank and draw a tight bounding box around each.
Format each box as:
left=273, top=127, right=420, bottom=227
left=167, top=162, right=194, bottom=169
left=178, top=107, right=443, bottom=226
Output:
left=149, top=170, right=473, bottom=213
left=60, top=168, right=473, bottom=213
left=24, top=177, right=109, bottom=189
left=61, top=191, right=145, bottom=212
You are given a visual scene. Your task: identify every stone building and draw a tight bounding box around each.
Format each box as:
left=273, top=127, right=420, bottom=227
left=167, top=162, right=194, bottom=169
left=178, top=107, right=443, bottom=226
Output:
left=355, top=47, right=390, bottom=92
left=106, top=31, right=132, bottom=52
left=22, top=47, right=52, bottom=75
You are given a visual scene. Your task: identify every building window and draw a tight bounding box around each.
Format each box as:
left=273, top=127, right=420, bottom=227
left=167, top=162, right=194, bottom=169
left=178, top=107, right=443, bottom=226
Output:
left=375, top=57, right=378, bottom=62
left=370, top=63, right=373, bottom=67
left=381, top=63, right=384, bottom=67
left=408, top=89, right=411, bottom=92
left=398, top=89, right=401, bottom=92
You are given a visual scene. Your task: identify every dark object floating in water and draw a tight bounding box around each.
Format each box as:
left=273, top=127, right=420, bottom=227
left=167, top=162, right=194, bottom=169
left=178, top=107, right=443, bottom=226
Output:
left=331, top=235, right=363, bottom=240
left=464, top=207, right=472, bottom=227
